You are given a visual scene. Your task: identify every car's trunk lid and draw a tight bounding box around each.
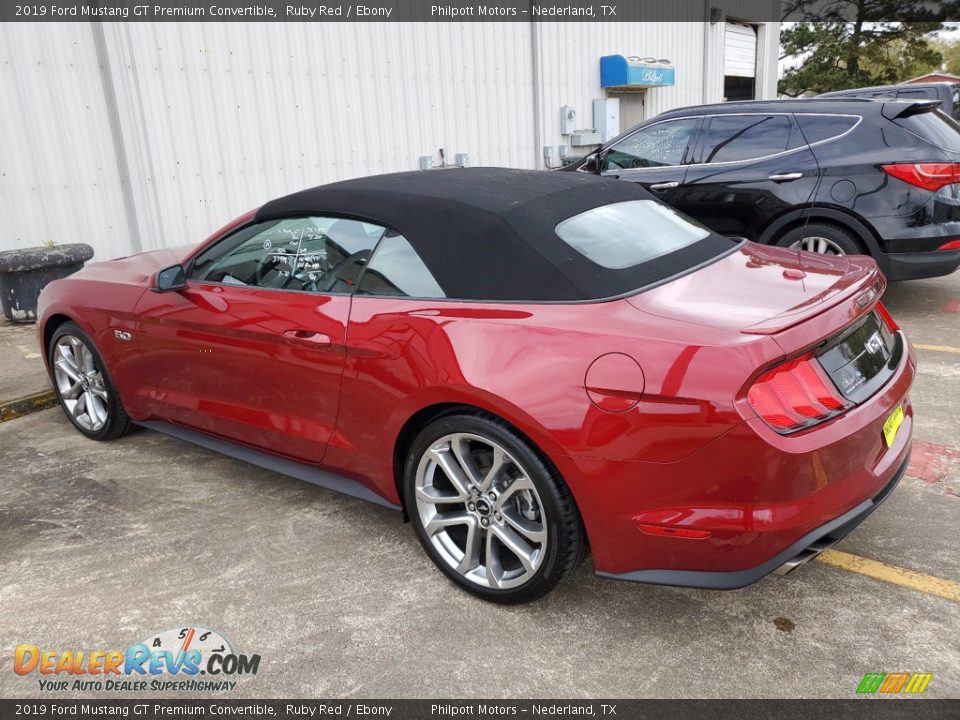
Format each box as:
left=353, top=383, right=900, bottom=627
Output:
left=627, top=242, right=882, bottom=335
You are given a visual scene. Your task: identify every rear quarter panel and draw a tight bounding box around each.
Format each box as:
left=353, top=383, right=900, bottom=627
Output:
left=333, top=296, right=784, bottom=508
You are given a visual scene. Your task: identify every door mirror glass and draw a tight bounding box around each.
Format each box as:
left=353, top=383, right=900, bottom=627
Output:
left=582, top=152, right=600, bottom=173
left=155, top=264, right=186, bottom=292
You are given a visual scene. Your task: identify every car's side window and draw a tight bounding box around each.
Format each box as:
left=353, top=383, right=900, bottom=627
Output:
left=602, top=118, right=699, bottom=171
left=794, top=115, right=859, bottom=145
left=699, top=114, right=794, bottom=164
left=189, top=217, right=384, bottom=294
left=356, top=231, right=446, bottom=299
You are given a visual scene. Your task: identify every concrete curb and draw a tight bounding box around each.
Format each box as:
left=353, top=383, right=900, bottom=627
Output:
left=0, top=388, right=57, bottom=422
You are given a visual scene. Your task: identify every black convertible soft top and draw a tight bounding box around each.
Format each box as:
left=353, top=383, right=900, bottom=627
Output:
left=255, top=167, right=734, bottom=302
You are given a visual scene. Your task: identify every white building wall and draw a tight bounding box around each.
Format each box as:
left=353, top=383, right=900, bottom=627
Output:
left=0, top=23, right=131, bottom=260
left=100, top=22, right=537, bottom=254
left=535, top=22, right=720, bottom=157
left=0, top=21, right=779, bottom=262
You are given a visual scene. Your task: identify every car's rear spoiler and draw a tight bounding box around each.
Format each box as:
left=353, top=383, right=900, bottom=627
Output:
left=881, top=99, right=941, bottom=120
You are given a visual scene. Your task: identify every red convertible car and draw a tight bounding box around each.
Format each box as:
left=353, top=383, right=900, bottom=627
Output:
left=37, top=168, right=914, bottom=603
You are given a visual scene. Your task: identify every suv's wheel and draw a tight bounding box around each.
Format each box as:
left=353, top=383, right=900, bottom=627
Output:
left=404, top=412, right=585, bottom=603
left=49, top=321, right=133, bottom=441
left=776, top=222, right=864, bottom=256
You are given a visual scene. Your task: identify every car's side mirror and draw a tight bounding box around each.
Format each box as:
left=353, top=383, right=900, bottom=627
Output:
left=154, top=264, right=186, bottom=293
left=583, top=152, right=601, bottom=174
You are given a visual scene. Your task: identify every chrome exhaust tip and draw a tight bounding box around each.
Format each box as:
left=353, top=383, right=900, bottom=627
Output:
left=774, top=539, right=836, bottom=576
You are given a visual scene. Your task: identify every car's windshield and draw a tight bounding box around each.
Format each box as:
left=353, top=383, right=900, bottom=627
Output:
left=555, top=200, right=711, bottom=270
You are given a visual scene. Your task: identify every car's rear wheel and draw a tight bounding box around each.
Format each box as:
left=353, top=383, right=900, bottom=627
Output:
left=49, top=321, right=133, bottom=441
left=404, top=412, right=584, bottom=603
left=776, top=223, right=863, bottom=257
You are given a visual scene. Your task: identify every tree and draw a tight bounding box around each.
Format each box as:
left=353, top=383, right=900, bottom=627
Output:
left=779, top=16, right=944, bottom=96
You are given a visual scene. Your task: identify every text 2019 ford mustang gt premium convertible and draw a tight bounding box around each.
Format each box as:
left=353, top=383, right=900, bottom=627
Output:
left=38, top=168, right=915, bottom=603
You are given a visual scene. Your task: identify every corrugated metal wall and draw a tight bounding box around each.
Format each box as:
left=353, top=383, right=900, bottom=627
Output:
left=0, top=21, right=778, bottom=261
left=0, top=23, right=131, bottom=260
left=102, top=22, right=537, bottom=254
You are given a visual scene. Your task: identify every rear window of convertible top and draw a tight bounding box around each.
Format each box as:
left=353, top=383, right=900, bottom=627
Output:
left=555, top=199, right=711, bottom=270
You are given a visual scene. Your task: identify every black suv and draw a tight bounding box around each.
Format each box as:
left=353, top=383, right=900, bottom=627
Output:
left=567, top=98, right=960, bottom=280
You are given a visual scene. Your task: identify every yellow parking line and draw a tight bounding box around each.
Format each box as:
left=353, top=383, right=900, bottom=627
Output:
left=815, top=549, right=960, bottom=603
left=914, top=343, right=960, bottom=355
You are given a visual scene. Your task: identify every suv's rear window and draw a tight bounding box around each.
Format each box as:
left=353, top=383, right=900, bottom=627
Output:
left=896, top=110, right=960, bottom=151
left=555, top=200, right=710, bottom=269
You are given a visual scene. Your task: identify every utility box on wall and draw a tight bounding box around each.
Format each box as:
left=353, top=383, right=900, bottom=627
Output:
left=560, top=105, right=577, bottom=135
left=593, top=98, right=620, bottom=144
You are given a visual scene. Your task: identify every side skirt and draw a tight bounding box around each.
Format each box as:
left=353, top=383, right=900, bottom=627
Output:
left=137, top=420, right=400, bottom=511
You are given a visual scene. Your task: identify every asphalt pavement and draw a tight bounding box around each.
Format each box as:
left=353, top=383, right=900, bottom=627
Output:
left=0, top=271, right=958, bottom=699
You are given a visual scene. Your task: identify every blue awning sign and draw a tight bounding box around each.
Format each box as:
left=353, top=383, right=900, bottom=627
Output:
left=601, top=55, right=676, bottom=89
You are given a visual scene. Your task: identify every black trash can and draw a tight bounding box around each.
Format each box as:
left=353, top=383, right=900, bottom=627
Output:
left=0, top=244, right=95, bottom=323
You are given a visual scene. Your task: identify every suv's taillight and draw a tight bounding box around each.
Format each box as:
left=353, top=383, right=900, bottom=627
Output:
left=881, top=163, right=960, bottom=191
left=747, top=354, right=851, bottom=433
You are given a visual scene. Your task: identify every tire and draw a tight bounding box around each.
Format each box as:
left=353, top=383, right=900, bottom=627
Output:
left=775, top=222, right=864, bottom=257
left=404, top=412, right=585, bottom=603
left=48, top=321, right=133, bottom=441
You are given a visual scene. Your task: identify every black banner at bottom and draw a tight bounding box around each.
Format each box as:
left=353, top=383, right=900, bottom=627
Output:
left=2, top=699, right=959, bottom=720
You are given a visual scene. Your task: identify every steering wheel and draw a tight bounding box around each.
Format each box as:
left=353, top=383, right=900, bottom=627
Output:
left=255, top=232, right=333, bottom=290
left=318, top=249, right=371, bottom=292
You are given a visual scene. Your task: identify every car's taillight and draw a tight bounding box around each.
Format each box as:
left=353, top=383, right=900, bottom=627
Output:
left=875, top=301, right=900, bottom=332
left=938, top=239, right=960, bottom=251
left=747, top=354, right=851, bottom=433
left=881, top=163, right=960, bottom=191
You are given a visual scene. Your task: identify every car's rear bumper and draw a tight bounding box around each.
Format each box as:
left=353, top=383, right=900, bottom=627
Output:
left=879, top=248, right=960, bottom=281
left=563, top=333, right=916, bottom=584
left=596, top=451, right=908, bottom=589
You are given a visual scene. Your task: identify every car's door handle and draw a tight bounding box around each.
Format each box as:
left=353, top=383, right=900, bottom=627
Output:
left=768, top=172, right=803, bottom=182
left=281, top=329, right=332, bottom=347
left=649, top=181, right=680, bottom=191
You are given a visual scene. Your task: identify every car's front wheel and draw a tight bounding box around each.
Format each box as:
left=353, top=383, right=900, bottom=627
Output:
left=49, top=321, right=133, bottom=441
left=404, top=412, right=585, bottom=603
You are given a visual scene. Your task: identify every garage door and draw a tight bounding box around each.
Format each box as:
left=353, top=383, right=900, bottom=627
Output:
left=724, top=22, right=757, bottom=78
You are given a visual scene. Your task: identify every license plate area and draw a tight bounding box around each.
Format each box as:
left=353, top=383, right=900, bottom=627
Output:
left=817, top=311, right=902, bottom=405
left=883, top=405, right=905, bottom=448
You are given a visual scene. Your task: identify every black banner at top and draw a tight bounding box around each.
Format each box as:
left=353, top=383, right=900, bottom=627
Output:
left=2, top=0, right=960, bottom=22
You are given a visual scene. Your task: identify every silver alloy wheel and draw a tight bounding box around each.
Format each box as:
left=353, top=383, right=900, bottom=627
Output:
left=52, top=335, right=109, bottom=432
left=790, top=235, right=846, bottom=256
left=414, top=433, right=547, bottom=589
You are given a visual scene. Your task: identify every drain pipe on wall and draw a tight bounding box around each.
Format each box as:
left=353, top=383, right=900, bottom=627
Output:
left=702, top=0, right=712, bottom=104
left=530, top=19, right=544, bottom=170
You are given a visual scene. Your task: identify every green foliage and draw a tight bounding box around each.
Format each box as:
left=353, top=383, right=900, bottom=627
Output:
left=928, top=38, right=960, bottom=75
left=779, top=17, right=944, bottom=97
